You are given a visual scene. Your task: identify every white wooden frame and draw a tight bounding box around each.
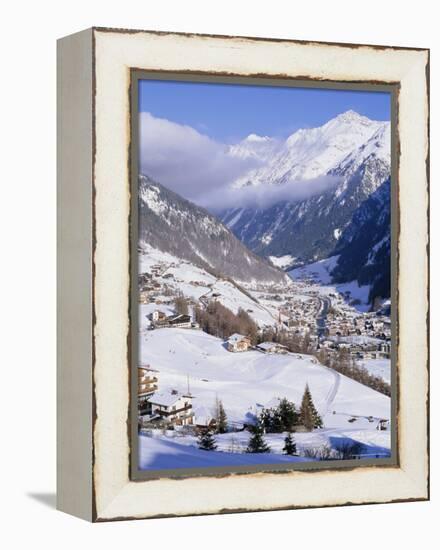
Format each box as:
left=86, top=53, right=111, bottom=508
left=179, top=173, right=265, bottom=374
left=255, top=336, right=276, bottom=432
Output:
left=57, top=27, right=429, bottom=522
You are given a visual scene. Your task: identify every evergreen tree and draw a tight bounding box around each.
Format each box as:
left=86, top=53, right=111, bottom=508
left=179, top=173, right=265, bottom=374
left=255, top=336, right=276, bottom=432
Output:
left=259, top=398, right=299, bottom=433
left=246, top=422, right=270, bottom=453
left=271, top=408, right=285, bottom=433
left=309, top=398, right=323, bottom=429
left=300, top=384, right=323, bottom=431
left=278, top=398, right=299, bottom=431
left=283, top=432, right=297, bottom=455
left=197, top=430, right=217, bottom=451
left=217, top=400, right=228, bottom=434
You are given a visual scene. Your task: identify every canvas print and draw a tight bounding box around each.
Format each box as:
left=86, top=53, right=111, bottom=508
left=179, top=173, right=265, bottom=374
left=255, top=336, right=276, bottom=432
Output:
left=135, top=79, right=393, bottom=472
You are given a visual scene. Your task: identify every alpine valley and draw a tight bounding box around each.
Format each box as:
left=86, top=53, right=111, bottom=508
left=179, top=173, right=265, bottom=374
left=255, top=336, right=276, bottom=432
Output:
left=137, top=109, right=393, bottom=470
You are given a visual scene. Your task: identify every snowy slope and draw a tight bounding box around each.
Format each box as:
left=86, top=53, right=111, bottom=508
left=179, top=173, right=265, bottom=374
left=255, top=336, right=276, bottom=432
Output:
left=139, top=328, right=391, bottom=428
left=331, top=178, right=391, bottom=304
left=139, top=176, right=288, bottom=285
left=139, top=246, right=279, bottom=327
left=138, top=327, right=391, bottom=469
left=359, top=358, right=391, bottom=384
left=290, top=256, right=340, bottom=285
left=336, top=123, right=391, bottom=175
left=268, top=254, right=296, bottom=270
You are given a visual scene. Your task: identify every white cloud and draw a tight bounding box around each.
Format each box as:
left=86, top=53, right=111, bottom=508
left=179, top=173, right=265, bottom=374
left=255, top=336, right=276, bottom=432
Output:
left=139, top=112, right=261, bottom=205
left=198, top=174, right=341, bottom=211
left=139, top=112, right=340, bottom=211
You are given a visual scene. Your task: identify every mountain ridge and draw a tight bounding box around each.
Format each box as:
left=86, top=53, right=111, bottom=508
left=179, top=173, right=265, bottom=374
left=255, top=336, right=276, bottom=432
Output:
left=221, top=111, right=392, bottom=304
left=138, top=175, right=290, bottom=286
left=229, top=111, right=388, bottom=188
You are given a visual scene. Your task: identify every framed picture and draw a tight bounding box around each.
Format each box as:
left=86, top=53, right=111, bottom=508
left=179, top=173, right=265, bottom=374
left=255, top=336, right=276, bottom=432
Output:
left=57, top=27, right=429, bottom=521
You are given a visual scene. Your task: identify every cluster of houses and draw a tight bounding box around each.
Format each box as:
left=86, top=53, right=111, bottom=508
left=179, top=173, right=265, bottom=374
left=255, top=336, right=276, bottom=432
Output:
left=139, top=272, right=163, bottom=304
left=255, top=282, right=393, bottom=365
left=138, top=264, right=178, bottom=305
left=280, top=295, right=319, bottom=331
left=148, top=309, right=197, bottom=329
left=321, top=302, right=391, bottom=359
left=149, top=309, right=192, bottom=328
left=226, top=333, right=288, bottom=355
left=138, top=370, right=221, bottom=431
left=325, top=310, right=391, bottom=341
left=319, top=337, right=391, bottom=360
left=226, top=326, right=389, bottom=362
left=138, top=262, right=212, bottom=309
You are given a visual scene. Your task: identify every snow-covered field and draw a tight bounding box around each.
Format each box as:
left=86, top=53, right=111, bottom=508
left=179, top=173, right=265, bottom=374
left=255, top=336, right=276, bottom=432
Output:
left=139, top=248, right=277, bottom=327
left=139, top=433, right=309, bottom=469
left=268, top=254, right=296, bottom=270
left=359, top=358, right=391, bottom=384
left=138, top=327, right=391, bottom=470
left=139, top=426, right=391, bottom=470
left=290, top=256, right=340, bottom=285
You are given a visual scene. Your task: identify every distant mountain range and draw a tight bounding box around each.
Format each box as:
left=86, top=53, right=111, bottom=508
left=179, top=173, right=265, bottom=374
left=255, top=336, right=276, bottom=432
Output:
left=220, top=110, right=391, bottom=304
left=139, top=111, right=391, bottom=306
left=138, top=175, right=289, bottom=286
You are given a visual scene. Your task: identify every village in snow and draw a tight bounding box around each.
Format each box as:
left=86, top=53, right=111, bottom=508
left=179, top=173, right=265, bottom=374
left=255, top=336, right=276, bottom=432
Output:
left=137, top=245, right=392, bottom=470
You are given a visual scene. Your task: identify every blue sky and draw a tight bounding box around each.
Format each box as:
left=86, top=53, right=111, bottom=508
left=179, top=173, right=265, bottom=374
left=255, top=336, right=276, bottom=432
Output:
left=139, top=79, right=391, bottom=142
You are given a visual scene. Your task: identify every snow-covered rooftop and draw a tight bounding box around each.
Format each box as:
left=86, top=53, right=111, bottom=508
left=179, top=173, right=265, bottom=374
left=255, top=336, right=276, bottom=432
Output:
left=149, top=392, right=185, bottom=407
left=227, top=333, right=248, bottom=344
left=193, top=405, right=214, bottom=426
left=257, top=341, right=287, bottom=351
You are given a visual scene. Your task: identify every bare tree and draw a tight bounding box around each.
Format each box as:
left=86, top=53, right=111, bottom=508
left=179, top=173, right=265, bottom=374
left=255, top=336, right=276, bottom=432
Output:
left=303, top=444, right=333, bottom=460
left=174, top=292, right=189, bottom=315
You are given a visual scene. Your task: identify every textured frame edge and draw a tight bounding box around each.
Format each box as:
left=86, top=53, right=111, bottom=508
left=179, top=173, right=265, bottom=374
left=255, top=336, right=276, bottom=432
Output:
left=57, top=27, right=429, bottom=522
left=57, top=28, right=94, bottom=521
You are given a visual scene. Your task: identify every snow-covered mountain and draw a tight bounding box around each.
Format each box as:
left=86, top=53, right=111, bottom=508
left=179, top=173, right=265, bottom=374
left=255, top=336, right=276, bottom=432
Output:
left=331, top=178, right=391, bottom=305
left=220, top=111, right=391, bottom=303
left=230, top=111, right=387, bottom=188
left=139, top=175, right=289, bottom=286
left=228, top=133, right=280, bottom=163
